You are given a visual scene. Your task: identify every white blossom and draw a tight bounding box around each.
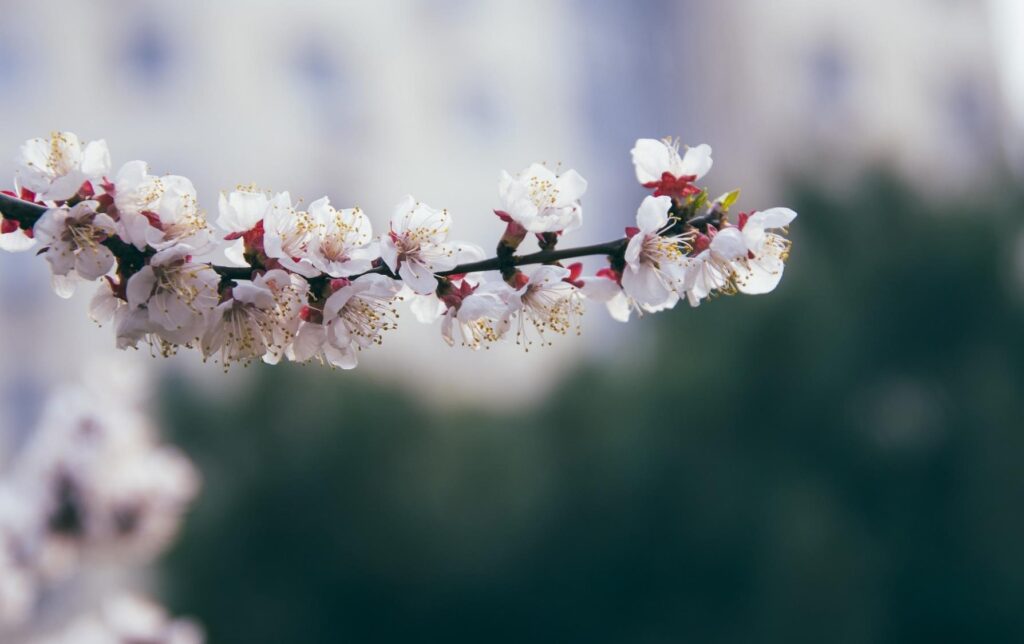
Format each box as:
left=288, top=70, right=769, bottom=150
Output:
left=288, top=274, right=401, bottom=369
left=497, top=163, right=587, bottom=233
left=498, top=265, right=582, bottom=348
left=683, top=227, right=748, bottom=307
left=0, top=130, right=799, bottom=363
left=14, top=387, right=200, bottom=566
left=125, top=245, right=220, bottom=345
left=262, top=191, right=321, bottom=277
left=0, top=218, right=36, bottom=253
left=33, top=202, right=117, bottom=290
left=37, top=594, right=204, bottom=644
left=201, top=269, right=308, bottom=368
left=307, top=197, right=378, bottom=277
left=406, top=242, right=486, bottom=324
left=444, top=280, right=509, bottom=349
left=580, top=274, right=632, bottom=322
left=731, top=208, right=797, bottom=295
left=216, top=186, right=271, bottom=267
left=631, top=137, right=712, bottom=187
left=89, top=280, right=161, bottom=351
left=17, top=132, right=110, bottom=202
left=113, top=162, right=211, bottom=252
left=620, top=195, right=690, bottom=311
left=380, top=196, right=456, bottom=295
left=0, top=487, right=36, bottom=626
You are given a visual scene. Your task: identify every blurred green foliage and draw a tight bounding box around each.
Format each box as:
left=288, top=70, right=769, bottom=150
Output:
left=161, top=174, right=1024, bottom=643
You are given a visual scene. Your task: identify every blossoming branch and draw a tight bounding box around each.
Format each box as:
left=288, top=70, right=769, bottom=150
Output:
left=0, top=132, right=797, bottom=369
left=0, top=375, right=199, bottom=635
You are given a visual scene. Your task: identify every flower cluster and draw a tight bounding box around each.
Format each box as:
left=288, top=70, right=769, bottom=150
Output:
left=0, top=379, right=199, bottom=630
left=0, top=132, right=797, bottom=369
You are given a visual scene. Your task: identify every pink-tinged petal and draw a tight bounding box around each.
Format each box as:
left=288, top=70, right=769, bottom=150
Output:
left=232, top=281, right=275, bottom=309
left=223, top=239, right=249, bottom=267
left=710, top=227, right=747, bottom=260
left=623, top=233, right=645, bottom=268
left=440, top=311, right=456, bottom=346
left=218, top=190, right=268, bottom=233
left=74, top=245, right=116, bottom=280
left=17, top=139, right=52, bottom=188
left=556, top=169, right=588, bottom=203
left=621, top=264, right=670, bottom=308
left=307, top=196, right=332, bottom=219
left=80, top=140, right=111, bottom=178
left=92, top=212, right=117, bottom=235
left=455, top=242, right=486, bottom=263
left=89, top=281, right=119, bottom=324
left=323, top=287, right=355, bottom=319
left=631, top=138, right=673, bottom=184
left=606, top=292, right=632, bottom=322
left=399, top=259, right=440, bottom=295
left=636, top=195, right=671, bottom=233
left=379, top=237, right=399, bottom=273
left=288, top=322, right=326, bottom=362
left=420, top=244, right=458, bottom=273
left=126, top=266, right=157, bottom=309
left=148, top=291, right=195, bottom=332
left=51, top=273, right=77, bottom=299
left=457, top=291, right=504, bottom=321
left=119, top=211, right=157, bottom=251
left=281, top=257, right=322, bottom=278
left=32, top=208, right=63, bottom=245
left=736, top=256, right=786, bottom=295
left=40, top=172, right=87, bottom=202
left=45, top=245, right=76, bottom=277
left=389, top=195, right=417, bottom=234
left=114, top=307, right=152, bottom=348
left=580, top=276, right=621, bottom=302
left=748, top=207, right=797, bottom=232
left=410, top=294, right=445, bottom=324
left=524, top=264, right=570, bottom=285
left=326, top=344, right=359, bottom=370
left=679, top=143, right=713, bottom=179
left=0, top=228, right=36, bottom=252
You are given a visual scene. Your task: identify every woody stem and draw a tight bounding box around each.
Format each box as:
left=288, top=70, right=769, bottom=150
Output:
left=0, top=192, right=701, bottom=282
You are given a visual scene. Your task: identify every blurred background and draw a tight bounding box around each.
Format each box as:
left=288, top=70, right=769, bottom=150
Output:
left=1, top=0, right=1024, bottom=641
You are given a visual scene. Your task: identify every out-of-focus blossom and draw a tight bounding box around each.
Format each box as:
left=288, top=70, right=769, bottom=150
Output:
left=36, top=594, right=203, bottom=644
left=0, top=374, right=200, bottom=632
left=0, top=487, right=36, bottom=626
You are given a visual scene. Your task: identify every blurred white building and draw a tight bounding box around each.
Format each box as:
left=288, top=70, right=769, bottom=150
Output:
left=671, top=0, right=1009, bottom=200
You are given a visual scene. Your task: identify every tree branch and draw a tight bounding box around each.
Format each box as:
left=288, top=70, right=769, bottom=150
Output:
left=0, top=192, right=690, bottom=283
